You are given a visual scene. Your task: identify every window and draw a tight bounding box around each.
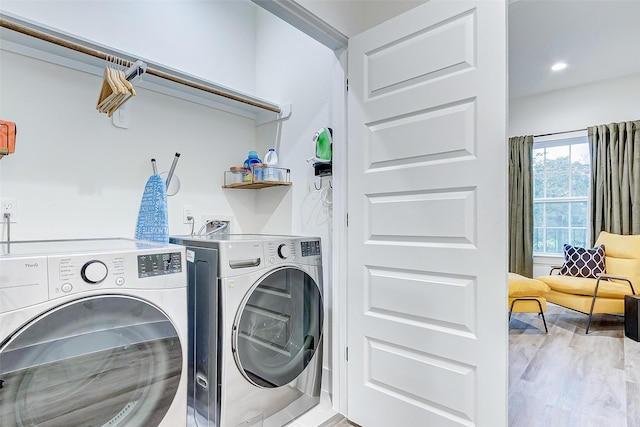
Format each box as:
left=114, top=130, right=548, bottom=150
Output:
left=532, top=131, right=590, bottom=254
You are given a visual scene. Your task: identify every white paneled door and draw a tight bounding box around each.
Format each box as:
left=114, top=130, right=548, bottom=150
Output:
left=346, top=1, right=508, bottom=426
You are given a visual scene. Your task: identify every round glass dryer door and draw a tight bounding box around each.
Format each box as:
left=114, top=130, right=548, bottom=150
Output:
left=233, top=267, right=323, bottom=388
left=0, top=295, right=182, bottom=427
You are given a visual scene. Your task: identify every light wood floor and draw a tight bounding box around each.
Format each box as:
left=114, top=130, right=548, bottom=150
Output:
left=509, top=304, right=640, bottom=427
left=321, top=416, right=355, bottom=427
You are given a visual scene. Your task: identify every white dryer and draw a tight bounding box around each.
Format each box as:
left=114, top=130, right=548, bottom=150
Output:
left=0, top=238, right=188, bottom=426
left=169, top=234, right=323, bottom=427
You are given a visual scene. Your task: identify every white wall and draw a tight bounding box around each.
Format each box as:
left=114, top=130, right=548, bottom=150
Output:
left=509, top=72, right=640, bottom=136
left=0, top=0, right=337, bottom=238
left=254, top=8, right=336, bottom=236
left=509, top=73, right=640, bottom=277
left=1, top=0, right=257, bottom=94
left=0, top=1, right=266, bottom=240
left=253, top=7, right=338, bottom=394
left=0, top=49, right=257, bottom=239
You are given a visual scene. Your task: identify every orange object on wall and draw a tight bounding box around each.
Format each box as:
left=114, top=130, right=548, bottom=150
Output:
left=0, top=120, right=17, bottom=158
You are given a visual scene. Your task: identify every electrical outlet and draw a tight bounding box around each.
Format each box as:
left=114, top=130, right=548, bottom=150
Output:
left=1, top=198, right=17, bottom=223
left=183, top=205, right=194, bottom=224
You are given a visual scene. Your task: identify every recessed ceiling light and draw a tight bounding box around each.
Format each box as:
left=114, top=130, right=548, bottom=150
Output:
left=551, top=62, right=568, bottom=71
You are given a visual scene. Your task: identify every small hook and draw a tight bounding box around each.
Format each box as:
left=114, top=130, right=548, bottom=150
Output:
left=314, top=180, right=322, bottom=191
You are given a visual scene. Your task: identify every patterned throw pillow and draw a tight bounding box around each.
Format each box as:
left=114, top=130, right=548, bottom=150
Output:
left=560, top=244, right=606, bottom=278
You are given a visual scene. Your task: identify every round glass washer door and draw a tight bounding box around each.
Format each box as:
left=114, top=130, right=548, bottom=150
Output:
left=0, top=295, right=182, bottom=427
left=232, top=267, right=323, bottom=388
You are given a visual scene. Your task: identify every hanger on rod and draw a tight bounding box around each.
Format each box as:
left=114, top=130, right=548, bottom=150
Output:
left=96, top=55, right=145, bottom=117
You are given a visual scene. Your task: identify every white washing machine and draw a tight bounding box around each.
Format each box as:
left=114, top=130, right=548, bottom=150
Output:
left=0, top=238, right=188, bottom=426
left=169, top=234, right=323, bottom=427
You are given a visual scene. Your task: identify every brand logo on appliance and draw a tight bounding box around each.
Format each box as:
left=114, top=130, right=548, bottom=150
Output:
left=24, top=262, right=39, bottom=268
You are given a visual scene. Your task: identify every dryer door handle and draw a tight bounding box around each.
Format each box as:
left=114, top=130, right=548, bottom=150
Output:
left=229, top=258, right=261, bottom=269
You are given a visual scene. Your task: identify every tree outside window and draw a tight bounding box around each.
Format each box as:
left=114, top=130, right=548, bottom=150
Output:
left=532, top=133, right=590, bottom=254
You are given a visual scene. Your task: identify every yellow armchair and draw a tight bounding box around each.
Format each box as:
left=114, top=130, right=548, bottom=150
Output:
left=537, top=231, right=639, bottom=334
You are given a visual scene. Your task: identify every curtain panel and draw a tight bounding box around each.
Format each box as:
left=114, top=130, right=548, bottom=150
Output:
left=589, top=120, right=640, bottom=243
left=508, top=135, right=534, bottom=277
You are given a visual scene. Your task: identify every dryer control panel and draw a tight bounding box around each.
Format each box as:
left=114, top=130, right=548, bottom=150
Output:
left=171, top=235, right=322, bottom=277
left=300, top=240, right=321, bottom=257
left=264, top=239, right=321, bottom=267
left=265, top=240, right=298, bottom=264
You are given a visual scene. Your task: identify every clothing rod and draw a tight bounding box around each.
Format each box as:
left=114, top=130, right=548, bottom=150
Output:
left=0, top=18, right=281, bottom=114
left=533, top=128, right=587, bottom=138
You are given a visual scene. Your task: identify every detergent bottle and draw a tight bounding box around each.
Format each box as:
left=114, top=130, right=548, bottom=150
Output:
left=263, top=148, right=279, bottom=181
left=243, top=151, right=262, bottom=182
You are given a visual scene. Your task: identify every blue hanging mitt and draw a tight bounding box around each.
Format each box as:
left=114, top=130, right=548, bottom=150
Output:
left=134, top=174, right=169, bottom=243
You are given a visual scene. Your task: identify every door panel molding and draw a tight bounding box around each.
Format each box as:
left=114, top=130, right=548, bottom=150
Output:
left=347, top=1, right=507, bottom=426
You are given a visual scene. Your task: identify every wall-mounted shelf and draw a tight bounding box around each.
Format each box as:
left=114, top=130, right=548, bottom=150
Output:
left=222, top=166, right=291, bottom=189
left=222, top=181, right=292, bottom=189
left=0, top=13, right=284, bottom=121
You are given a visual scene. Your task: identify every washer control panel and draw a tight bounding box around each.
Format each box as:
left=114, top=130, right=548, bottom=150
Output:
left=56, top=254, right=126, bottom=290
left=137, top=252, right=182, bottom=278
left=0, top=240, right=186, bottom=311
left=48, top=250, right=184, bottom=298
left=81, top=260, right=109, bottom=284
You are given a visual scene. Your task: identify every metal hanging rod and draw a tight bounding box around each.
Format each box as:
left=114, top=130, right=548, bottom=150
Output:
left=0, top=17, right=281, bottom=114
left=533, top=128, right=587, bottom=138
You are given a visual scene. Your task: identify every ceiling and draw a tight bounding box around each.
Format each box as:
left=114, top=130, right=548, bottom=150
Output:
left=295, top=0, right=425, bottom=37
left=294, top=0, right=640, bottom=99
left=509, top=0, right=640, bottom=99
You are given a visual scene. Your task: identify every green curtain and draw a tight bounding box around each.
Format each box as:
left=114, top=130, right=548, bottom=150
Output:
left=589, top=120, right=640, bottom=244
left=508, top=135, right=534, bottom=277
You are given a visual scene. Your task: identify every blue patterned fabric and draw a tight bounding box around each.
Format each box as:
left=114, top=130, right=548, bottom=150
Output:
left=560, top=244, right=606, bottom=278
left=134, top=174, right=169, bottom=243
